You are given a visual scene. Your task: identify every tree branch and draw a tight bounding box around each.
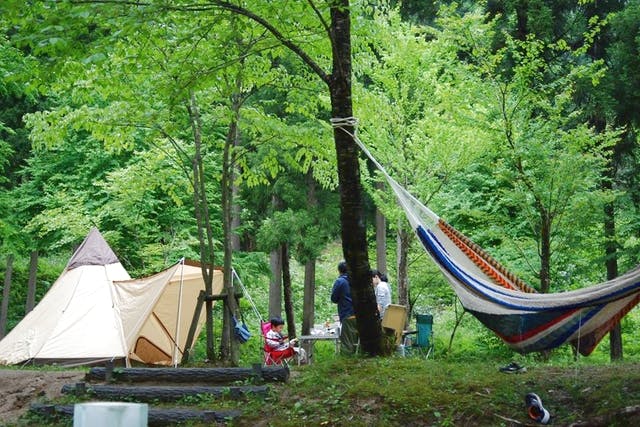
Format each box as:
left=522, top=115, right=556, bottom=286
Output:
left=71, top=0, right=331, bottom=85
left=307, top=0, right=332, bottom=41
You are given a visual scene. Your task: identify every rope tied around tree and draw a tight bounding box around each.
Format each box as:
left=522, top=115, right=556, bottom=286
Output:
left=330, top=116, right=359, bottom=137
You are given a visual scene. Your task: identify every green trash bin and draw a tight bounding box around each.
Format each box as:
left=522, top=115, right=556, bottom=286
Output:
left=406, top=314, right=433, bottom=358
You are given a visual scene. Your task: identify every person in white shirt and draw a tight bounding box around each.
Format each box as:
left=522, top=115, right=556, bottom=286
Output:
left=371, top=269, right=392, bottom=319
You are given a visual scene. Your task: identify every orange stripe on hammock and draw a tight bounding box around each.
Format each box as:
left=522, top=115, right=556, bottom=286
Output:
left=437, top=220, right=536, bottom=293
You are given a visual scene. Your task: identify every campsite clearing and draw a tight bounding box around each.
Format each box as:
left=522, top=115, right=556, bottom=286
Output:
left=2, top=359, right=639, bottom=426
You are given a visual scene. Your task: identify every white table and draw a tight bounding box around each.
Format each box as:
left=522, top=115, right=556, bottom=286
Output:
left=298, top=325, right=341, bottom=363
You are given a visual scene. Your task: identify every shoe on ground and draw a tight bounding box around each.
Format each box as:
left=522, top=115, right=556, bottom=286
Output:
left=525, top=392, right=550, bottom=424
left=499, top=362, right=527, bottom=373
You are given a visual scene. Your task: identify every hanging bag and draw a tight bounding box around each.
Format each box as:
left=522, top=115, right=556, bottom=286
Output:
left=233, top=315, right=251, bottom=343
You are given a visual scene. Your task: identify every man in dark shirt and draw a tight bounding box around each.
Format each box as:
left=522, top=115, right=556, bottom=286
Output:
left=331, top=261, right=358, bottom=355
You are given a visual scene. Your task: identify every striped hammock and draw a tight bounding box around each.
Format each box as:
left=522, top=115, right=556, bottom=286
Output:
left=356, top=139, right=640, bottom=356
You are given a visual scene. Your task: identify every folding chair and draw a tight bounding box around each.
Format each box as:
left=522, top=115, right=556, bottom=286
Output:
left=404, top=314, right=434, bottom=358
left=381, top=304, right=408, bottom=346
left=261, top=320, right=295, bottom=366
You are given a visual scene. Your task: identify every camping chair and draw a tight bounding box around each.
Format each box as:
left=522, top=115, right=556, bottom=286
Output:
left=403, top=314, right=434, bottom=358
left=261, top=320, right=295, bottom=367
left=381, top=304, right=408, bottom=347
left=381, top=304, right=407, bottom=349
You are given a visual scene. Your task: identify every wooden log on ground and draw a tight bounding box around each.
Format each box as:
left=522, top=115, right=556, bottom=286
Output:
left=85, top=365, right=289, bottom=383
left=62, top=383, right=269, bottom=401
left=30, top=403, right=242, bottom=425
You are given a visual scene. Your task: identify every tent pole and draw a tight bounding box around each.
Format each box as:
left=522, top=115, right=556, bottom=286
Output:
left=173, top=258, right=186, bottom=368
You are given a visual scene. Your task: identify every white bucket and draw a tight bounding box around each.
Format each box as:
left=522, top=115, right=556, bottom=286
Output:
left=73, top=402, right=148, bottom=427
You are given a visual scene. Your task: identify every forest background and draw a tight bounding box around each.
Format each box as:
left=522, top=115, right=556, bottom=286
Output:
left=1, top=0, right=640, bottom=365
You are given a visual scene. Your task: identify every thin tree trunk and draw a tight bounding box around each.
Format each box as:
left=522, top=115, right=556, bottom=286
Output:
left=0, top=254, right=14, bottom=339
left=375, top=182, right=387, bottom=275
left=302, top=261, right=315, bottom=335
left=302, top=170, right=317, bottom=336
left=269, top=195, right=283, bottom=319
left=220, top=88, right=243, bottom=365
left=604, top=168, right=622, bottom=360
left=269, top=250, right=282, bottom=319
left=539, top=212, right=551, bottom=294
left=187, top=92, right=217, bottom=361
left=231, top=115, right=242, bottom=251
left=396, top=225, right=410, bottom=308
left=231, top=162, right=241, bottom=251
left=282, top=243, right=296, bottom=338
left=26, top=251, right=38, bottom=314
left=582, top=1, right=624, bottom=360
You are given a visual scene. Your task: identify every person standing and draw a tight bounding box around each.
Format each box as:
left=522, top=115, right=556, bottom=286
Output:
left=372, top=269, right=392, bottom=319
left=331, top=261, right=358, bottom=355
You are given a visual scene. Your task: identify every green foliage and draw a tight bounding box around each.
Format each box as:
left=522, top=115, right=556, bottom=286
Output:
left=1, top=0, right=640, bottom=371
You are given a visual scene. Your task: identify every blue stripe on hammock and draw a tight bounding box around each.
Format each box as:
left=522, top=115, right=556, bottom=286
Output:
left=468, top=304, right=604, bottom=352
left=416, top=225, right=640, bottom=311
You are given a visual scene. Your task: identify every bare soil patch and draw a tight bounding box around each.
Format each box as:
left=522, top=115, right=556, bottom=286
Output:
left=0, top=369, right=85, bottom=425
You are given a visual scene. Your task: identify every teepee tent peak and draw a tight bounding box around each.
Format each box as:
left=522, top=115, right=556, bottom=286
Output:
left=0, top=228, right=131, bottom=366
left=66, top=227, right=121, bottom=270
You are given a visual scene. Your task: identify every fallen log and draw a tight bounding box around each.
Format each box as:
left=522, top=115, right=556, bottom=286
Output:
left=62, top=382, right=269, bottom=401
left=85, top=365, right=288, bottom=383
left=30, top=403, right=241, bottom=425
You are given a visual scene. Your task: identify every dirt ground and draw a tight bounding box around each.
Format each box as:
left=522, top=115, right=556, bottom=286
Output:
left=0, top=369, right=85, bottom=425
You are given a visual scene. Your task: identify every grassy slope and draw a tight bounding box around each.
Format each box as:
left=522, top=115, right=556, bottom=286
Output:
left=236, top=357, right=640, bottom=426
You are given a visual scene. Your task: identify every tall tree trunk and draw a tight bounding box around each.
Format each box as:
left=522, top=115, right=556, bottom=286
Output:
left=583, top=0, right=624, bottom=360
left=220, top=89, right=242, bottom=365
left=605, top=198, right=622, bottom=360
left=187, top=92, right=217, bottom=362
left=603, top=151, right=623, bottom=360
left=514, top=0, right=528, bottom=41
left=375, top=181, right=387, bottom=275
left=302, top=170, right=317, bottom=336
left=303, top=261, right=315, bottom=335
left=396, top=225, right=410, bottom=309
left=539, top=211, right=551, bottom=294
left=282, top=243, right=296, bottom=338
left=269, top=250, right=282, bottom=319
left=26, top=251, right=38, bottom=314
left=329, top=0, right=380, bottom=355
left=231, top=153, right=242, bottom=251
left=0, top=255, right=14, bottom=339
left=269, top=195, right=283, bottom=319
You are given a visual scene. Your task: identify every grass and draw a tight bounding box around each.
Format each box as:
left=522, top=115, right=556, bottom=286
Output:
left=12, top=338, right=640, bottom=426
left=235, top=356, right=640, bottom=426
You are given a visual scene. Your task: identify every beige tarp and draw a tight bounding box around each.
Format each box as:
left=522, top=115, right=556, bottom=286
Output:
left=115, top=261, right=223, bottom=365
left=0, top=228, right=223, bottom=366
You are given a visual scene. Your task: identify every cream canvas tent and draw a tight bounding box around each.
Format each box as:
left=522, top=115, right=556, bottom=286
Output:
left=0, top=228, right=223, bottom=366
left=117, top=259, right=223, bottom=365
